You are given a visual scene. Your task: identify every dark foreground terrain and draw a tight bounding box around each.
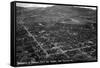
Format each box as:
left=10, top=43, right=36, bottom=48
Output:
left=16, top=5, right=97, bottom=65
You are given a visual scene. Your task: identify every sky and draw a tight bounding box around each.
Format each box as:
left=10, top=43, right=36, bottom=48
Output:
left=16, top=3, right=96, bottom=10
left=16, top=3, right=54, bottom=7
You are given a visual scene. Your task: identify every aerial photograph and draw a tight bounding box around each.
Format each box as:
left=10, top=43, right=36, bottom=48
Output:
left=15, top=2, right=97, bottom=66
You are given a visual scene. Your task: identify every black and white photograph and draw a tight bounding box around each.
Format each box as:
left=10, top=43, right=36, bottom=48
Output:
left=11, top=1, right=97, bottom=67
